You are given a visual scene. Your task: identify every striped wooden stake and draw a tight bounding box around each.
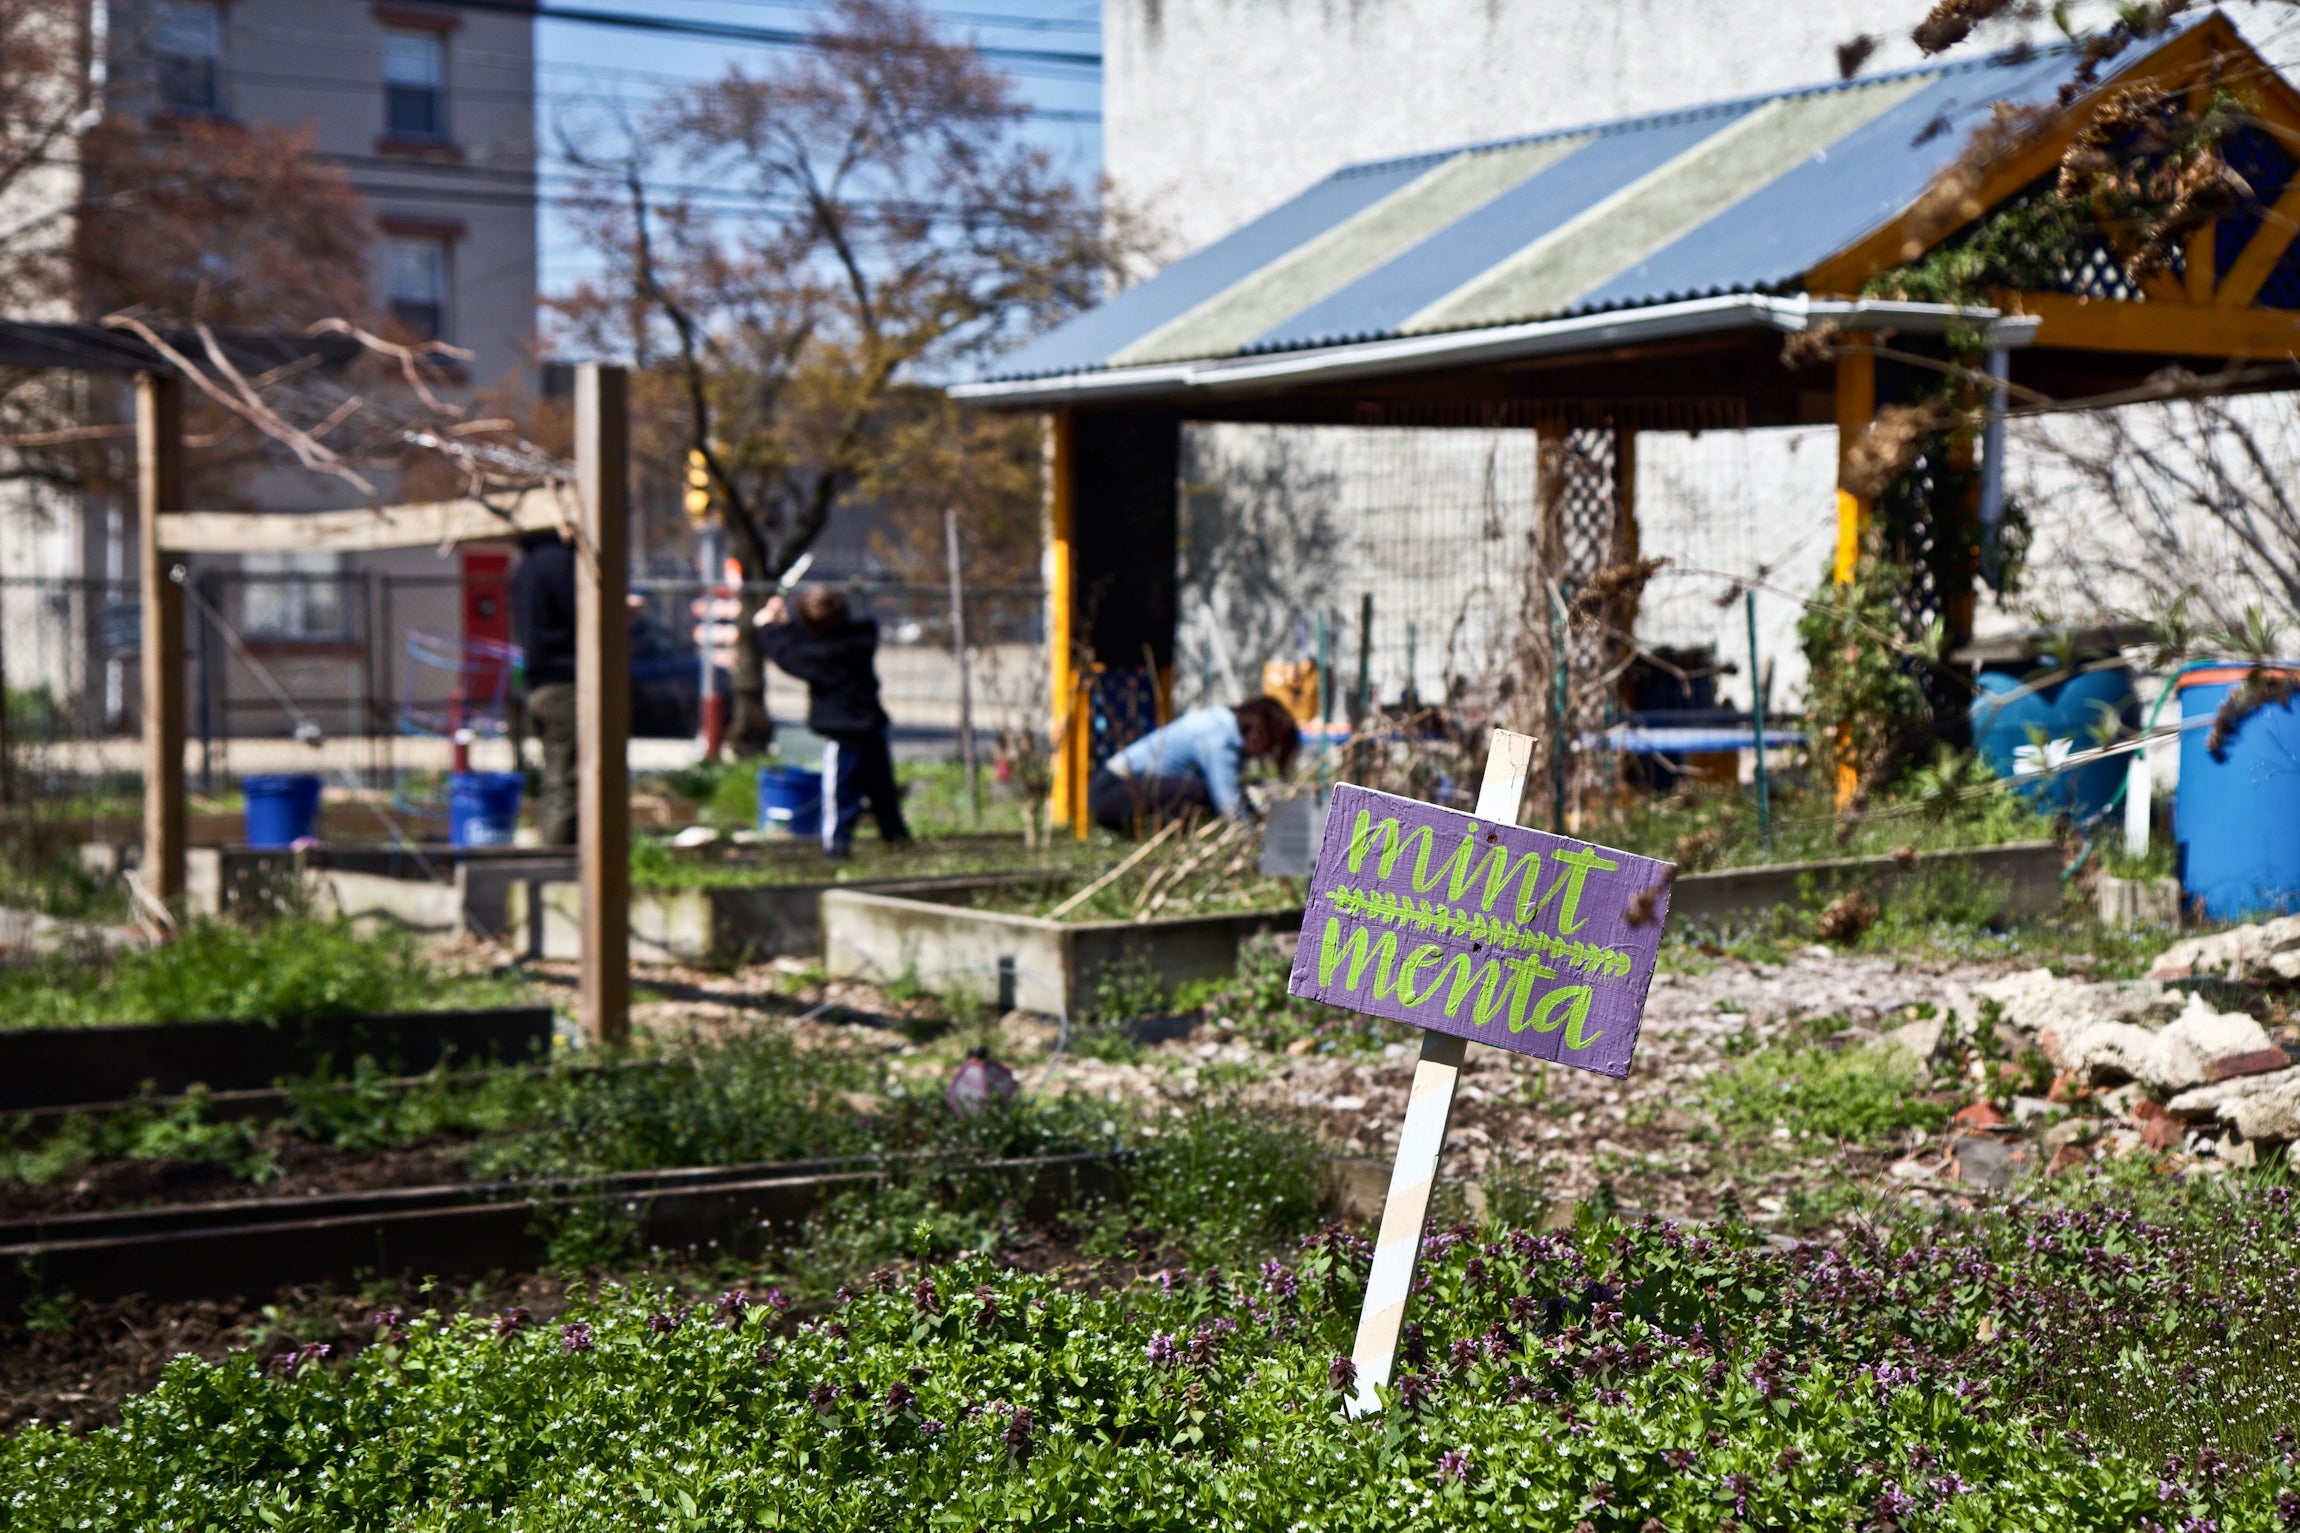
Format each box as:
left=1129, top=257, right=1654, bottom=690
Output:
left=1345, top=727, right=1536, bottom=1417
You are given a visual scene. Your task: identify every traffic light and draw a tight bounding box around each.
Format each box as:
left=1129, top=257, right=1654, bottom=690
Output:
left=683, top=448, right=713, bottom=524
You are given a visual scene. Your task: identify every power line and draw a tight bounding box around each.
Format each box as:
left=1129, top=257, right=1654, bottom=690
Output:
left=217, top=60, right=1101, bottom=121
left=689, top=0, right=1099, bottom=33
left=430, top=0, right=1102, bottom=70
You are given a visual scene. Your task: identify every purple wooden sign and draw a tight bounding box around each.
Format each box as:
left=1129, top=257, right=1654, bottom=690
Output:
left=1285, top=784, right=1673, bottom=1078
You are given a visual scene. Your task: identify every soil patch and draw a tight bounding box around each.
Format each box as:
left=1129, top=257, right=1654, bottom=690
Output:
left=0, top=1136, right=476, bottom=1222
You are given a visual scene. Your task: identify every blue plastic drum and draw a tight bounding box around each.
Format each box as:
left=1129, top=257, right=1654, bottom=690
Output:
left=448, top=771, right=526, bottom=848
left=1970, top=662, right=2137, bottom=822
left=242, top=774, right=324, bottom=848
left=757, top=765, right=823, bottom=839
left=2176, top=665, right=2300, bottom=922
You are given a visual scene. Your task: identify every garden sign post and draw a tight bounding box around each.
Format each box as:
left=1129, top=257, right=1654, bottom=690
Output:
left=1286, top=729, right=1674, bottom=1416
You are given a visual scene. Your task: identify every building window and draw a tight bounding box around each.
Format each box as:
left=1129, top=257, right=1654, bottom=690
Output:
left=383, top=28, right=446, bottom=141
left=242, top=552, right=345, bottom=641
left=384, top=235, right=448, bottom=340
left=153, top=2, right=223, bottom=116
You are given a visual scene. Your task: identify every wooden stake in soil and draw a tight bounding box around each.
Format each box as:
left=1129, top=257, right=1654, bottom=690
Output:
left=1341, top=728, right=1531, bottom=1417
left=575, top=364, right=631, bottom=1047
left=138, top=372, right=187, bottom=907
left=1282, top=729, right=1677, bottom=1418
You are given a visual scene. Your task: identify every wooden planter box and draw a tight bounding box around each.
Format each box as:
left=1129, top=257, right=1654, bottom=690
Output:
left=182, top=845, right=577, bottom=944
left=0, top=1006, right=554, bottom=1113
left=506, top=872, right=1047, bottom=966
left=1668, top=840, right=2065, bottom=924
left=822, top=887, right=1303, bottom=1015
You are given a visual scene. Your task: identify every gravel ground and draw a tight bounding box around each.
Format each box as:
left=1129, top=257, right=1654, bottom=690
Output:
left=554, top=942, right=2045, bottom=1239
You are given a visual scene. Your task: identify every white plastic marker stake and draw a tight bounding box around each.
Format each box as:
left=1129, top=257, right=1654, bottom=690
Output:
left=2124, top=750, right=2152, bottom=860
left=1345, top=727, right=1535, bottom=1418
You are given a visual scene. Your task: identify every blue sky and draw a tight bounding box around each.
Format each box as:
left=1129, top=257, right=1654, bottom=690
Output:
left=532, top=0, right=1105, bottom=295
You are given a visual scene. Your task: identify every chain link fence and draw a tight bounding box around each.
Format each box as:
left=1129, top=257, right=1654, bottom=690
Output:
left=1, top=568, right=1048, bottom=804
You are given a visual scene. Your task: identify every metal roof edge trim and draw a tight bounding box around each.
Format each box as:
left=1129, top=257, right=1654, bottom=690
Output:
left=949, top=296, right=2028, bottom=409
left=1319, top=41, right=2076, bottom=186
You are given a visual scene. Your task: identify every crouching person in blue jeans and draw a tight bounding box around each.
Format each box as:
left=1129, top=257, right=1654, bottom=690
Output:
left=1088, top=694, right=1300, bottom=835
left=756, top=586, right=912, bottom=859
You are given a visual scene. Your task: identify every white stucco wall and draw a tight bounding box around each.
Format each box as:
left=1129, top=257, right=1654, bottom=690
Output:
left=1106, top=0, right=1945, bottom=257
left=1110, top=0, right=2141, bottom=718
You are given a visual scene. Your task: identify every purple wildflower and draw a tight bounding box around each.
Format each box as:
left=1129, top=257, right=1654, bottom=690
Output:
left=920, top=1418, right=945, bottom=1440
left=1436, top=1448, right=1473, bottom=1487
left=885, top=1382, right=915, bottom=1415
left=1396, top=1372, right=1434, bottom=1410
left=809, top=1382, right=839, bottom=1414
left=716, top=1290, right=751, bottom=1324
left=1145, top=1332, right=1180, bottom=1368
left=492, top=1306, right=531, bottom=1338
left=1004, top=1405, right=1034, bottom=1460
left=912, top=1275, right=939, bottom=1315
left=559, top=1322, right=594, bottom=1355
left=647, top=1311, right=679, bottom=1335
left=1187, top=1325, right=1221, bottom=1368
left=764, top=1287, right=792, bottom=1314
left=369, top=1307, right=403, bottom=1329
left=1327, top=1356, right=1357, bottom=1395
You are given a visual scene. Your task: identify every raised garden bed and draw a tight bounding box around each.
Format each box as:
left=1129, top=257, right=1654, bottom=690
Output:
left=822, top=883, right=1303, bottom=1014
left=509, top=870, right=1055, bottom=965
left=1668, top=839, right=2065, bottom=924
left=182, top=845, right=577, bottom=941
left=0, top=1007, right=554, bottom=1113
left=0, top=1149, right=1119, bottom=1307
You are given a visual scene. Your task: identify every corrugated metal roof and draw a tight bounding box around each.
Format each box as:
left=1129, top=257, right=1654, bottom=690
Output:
left=986, top=41, right=2112, bottom=384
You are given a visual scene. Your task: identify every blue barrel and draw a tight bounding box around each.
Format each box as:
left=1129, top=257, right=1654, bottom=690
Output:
left=757, top=765, right=823, bottom=838
left=242, top=774, right=324, bottom=848
left=1970, top=662, right=2137, bottom=822
left=448, top=771, right=526, bottom=848
left=2177, top=665, right=2300, bottom=922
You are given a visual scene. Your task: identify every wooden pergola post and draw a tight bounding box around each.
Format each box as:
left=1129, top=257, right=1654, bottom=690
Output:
left=575, top=364, right=630, bottom=1046
left=137, top=372, right=186, bottom=907
left=1831, top=333, right=1876, bottom=585
left=1042, top=410, right=1088, bottom=837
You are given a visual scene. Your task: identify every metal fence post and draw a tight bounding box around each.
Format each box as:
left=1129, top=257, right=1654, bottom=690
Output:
left=945, top=508, right=980, bottom=822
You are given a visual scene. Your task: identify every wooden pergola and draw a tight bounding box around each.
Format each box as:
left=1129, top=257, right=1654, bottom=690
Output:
left=958, top=13, right=2300, bottom=826
left=0, top=324, right=631, bottom=1044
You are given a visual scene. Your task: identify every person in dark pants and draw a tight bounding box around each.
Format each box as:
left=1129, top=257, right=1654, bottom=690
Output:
left=1088, top=695, right=1300, bottom=835
left=511, top=527, right=578, bottom=846
left=755, top=586, right=911, bottom=858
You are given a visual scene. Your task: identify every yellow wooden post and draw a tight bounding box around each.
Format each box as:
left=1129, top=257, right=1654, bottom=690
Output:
left=1832, top=335, right=1876, bottom=809
left=1043, top=412, right=1088, bottom=834
left=137, top=373, right=186, bottom=909
left=1832, top=334, right=1875, bottom=585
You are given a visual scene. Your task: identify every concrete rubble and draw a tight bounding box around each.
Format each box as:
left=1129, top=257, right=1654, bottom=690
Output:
left=2149, top=914, right=2300, bottom=983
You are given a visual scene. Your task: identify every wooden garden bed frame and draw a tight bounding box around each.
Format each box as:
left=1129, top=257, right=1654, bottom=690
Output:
left=0, top=323, right=633, bottom=1044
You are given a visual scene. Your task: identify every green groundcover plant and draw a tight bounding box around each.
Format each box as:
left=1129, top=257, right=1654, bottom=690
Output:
left=16, top=1171, right=2300, bottom=1530
left=0, top=917, right=530, bottom=1030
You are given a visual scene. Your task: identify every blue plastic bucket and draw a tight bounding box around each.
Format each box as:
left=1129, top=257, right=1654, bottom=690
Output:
left=757, top=765, right=823, bottom=838
left=242, top=774, right=324, bottom=849
left=1970, top=662, right=2137, bottom=822
left=2176, top=665, right=2300, bottom=922
left=448, top=771, right=526, bottom=848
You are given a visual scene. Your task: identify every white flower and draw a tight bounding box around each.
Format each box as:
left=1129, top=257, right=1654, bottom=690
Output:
left=2012, top=737, right=2075, bottom=776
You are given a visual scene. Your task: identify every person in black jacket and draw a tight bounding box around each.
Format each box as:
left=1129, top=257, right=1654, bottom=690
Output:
left=755, top=586, right=911, bottom=857
left=511, top=527, right=578, bottom=845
